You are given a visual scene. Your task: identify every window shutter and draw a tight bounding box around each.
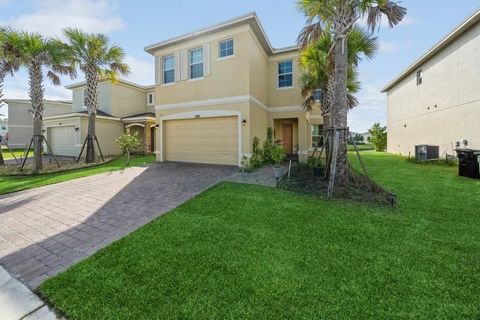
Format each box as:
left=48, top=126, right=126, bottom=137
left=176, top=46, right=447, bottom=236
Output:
left=181, top=49, right=188, bottom=80
left=155, top=56, right=163, bottom=85
left=203, top=43, right=211, bottom=76
left=174, top=51, right=181, bottom=82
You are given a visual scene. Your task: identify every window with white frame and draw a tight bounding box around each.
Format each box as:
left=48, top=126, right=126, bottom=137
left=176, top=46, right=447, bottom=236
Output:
left=189, top=47, right=204, bottom=79
left=311, top=124, right=324, bottom=148
left=278, top=60, right=293, bottom=88
left=219, top=39, right=234, bottom=58
left=163, top=55, right=175, bottom=84
left=147, top=92, right=155, bottom=105
left=416, top=69, right=422, bottom=86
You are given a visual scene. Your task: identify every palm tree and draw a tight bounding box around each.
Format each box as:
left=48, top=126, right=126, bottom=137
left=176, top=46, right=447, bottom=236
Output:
left=2, top=30, right=75, bottom=173
left=0, top=27, right=21, bottom=166
left=300, top=26, right=378, bottom=124
left=62, top=28, right=129, bottom=163
left=297, top=0, right=406, bottom=189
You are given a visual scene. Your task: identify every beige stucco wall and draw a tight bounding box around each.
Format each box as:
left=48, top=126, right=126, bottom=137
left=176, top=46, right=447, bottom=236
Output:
left=81, top=117, right=124, bottom=156
left=71, top=82, right=153, bottom=117
left=387, top=22, right=480, bottom=156
left=267, top=52, right=303, bottom=108
left=154, top=25, right=251, bottom=105
left=7, top=100, right=72, bottom=148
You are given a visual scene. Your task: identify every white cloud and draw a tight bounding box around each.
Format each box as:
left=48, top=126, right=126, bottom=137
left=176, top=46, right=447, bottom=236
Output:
left=4, top=0, right=125, bottom=37
left=123, top=56, right=154, bottom=86
left=348, top=85, right=387, bottom=132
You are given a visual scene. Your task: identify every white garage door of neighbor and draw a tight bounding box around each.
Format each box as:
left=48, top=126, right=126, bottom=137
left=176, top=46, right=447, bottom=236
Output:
left=165, top=116, right=238, bottom=166
left=48, top=126, right=77, bottom=157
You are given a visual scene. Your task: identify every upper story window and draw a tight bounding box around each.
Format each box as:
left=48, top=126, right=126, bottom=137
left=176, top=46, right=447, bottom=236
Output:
left=416, top=69, right=422, bottom=86
left=278, top=60, right=293, bottom=88
left=147, top=92, right=155, bottom=106
left=219, top=39, right=234, bottom=58
left=190, top=47, right=204, bottom=79
left=163, top=55, right=175, bottom=84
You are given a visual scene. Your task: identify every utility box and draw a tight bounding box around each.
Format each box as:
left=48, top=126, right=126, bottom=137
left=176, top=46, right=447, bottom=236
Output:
left=455, top=149, right=480, bottom=179
left=415, top=145, right=439, bottom=161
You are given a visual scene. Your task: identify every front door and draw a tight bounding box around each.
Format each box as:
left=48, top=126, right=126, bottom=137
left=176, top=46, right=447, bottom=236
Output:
left=282, top=123, right=293, bottom=154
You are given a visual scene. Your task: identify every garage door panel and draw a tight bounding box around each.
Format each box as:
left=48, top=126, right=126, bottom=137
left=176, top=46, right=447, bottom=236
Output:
left=48, top=126, right=77, bottom=157
left=165, top=116, right=238, bottom=166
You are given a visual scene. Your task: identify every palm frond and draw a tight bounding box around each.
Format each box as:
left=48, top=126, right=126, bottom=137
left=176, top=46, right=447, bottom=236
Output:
left=297, top=23, right=323, bottom=49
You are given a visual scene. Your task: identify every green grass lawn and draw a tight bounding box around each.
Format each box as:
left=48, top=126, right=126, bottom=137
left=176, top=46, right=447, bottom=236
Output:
left=0, top=155, right=155, bottom=195
left=39, top=153, right=480, bottom=319
left=347, top=143, right=375, bottom=151
left=0, top=148, right=31, bottom=160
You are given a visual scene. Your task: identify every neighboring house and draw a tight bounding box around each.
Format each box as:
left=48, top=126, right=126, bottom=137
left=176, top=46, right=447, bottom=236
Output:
left=0, top=118, right=7, bottom=138
left=382, top=9, right=480, bottom=156
left=5, top=79, right=156, bottom=156
left=145, top=12, right=323, bottom=166
left=5, top=100, right=73, bottom=149
left=43, top=80, right=155, bottom=157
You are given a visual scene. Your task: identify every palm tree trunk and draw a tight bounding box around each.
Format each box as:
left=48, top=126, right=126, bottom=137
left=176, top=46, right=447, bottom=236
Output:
left=332, top=34, right=349, bottom=188
left=29, top=63, right=45, bottom=174
left=85, top=65, right=98, bottom=163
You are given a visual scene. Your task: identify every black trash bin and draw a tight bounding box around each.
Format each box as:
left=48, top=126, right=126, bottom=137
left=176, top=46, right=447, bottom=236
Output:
left=455, top=149, right=480, bottom=179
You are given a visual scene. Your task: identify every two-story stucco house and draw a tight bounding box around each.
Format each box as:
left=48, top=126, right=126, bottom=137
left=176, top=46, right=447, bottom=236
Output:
left=5, top=80, right=156, bottom=157
left=145, top=12, right=323, bottom=166
left=383, top=9, right=480, bottom=156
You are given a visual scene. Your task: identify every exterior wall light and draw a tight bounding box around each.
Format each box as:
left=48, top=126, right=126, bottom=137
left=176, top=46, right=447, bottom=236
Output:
left=155, top=124, right=160, bottom=128
left=74, top=127, right=79, bottom=132
left=242, top=119, right=247, bottom=127
left=313, top=89, right=323, bottom=104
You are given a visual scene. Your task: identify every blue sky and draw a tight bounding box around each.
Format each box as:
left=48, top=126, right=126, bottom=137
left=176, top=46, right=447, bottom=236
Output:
left=0, top=0, right=478, bottom=132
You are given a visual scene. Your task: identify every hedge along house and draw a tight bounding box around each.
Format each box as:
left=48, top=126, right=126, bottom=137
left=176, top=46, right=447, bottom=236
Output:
left=382, top=9, right=480, bottom=156
left=145, top=12, right=323, bottom=167
left=42, top=79, right=156, bottom=157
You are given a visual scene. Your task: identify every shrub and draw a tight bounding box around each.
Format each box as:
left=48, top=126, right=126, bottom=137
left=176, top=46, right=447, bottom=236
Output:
left=262, top=127, right=274, bottom=164
left=368, top=123, right=387, bottom=152
left=271, top=145, right=286, bottom=166
left=115, top=132, right=140, bottom=166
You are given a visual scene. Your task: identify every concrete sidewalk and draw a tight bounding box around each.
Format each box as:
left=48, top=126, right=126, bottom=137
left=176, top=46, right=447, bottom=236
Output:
left=0, top=266, right=57, bottom=319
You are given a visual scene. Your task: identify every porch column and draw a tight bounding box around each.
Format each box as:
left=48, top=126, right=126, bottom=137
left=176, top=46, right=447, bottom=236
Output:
left=145, top=122, right=152, bottom=154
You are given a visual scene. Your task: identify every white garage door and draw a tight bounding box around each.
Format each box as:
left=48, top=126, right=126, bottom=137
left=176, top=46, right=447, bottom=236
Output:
left=48, top=126, right=77, bottom=157
left=164, top=116, right=238, bottom=166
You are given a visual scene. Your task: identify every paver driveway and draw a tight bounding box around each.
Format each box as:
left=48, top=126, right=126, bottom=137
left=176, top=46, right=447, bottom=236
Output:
left=0, top=162, right=237, bottom=289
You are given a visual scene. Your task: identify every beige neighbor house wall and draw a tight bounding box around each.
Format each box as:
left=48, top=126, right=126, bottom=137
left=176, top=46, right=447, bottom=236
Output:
left=384, top=10, right=480, bottom=156
left=6, top=100, right=72, bottom=148
left=69, top=80, right=155, bottom=117
left=43, top=114, right=123, bottom=157
left=147, top=13, right=323, bottom=166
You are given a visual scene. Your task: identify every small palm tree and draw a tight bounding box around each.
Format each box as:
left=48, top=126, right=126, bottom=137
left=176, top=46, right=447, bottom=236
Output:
left=297, top=0, right=406, bottom=189
left=63, top=28, right=129, bottom=163
left=2, top=30, right=75, bottom=173
left=0, top=27, right=21, bottom=166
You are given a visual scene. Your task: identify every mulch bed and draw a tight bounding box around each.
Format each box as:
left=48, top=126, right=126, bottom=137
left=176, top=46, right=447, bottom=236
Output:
left=278, top=165, right=395, bottom=206
left=0, top=157, right=113, bottom=176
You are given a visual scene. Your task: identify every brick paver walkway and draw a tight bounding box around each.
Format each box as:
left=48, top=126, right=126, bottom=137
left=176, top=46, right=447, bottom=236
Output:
left=0, top=162, right=236, bottom=289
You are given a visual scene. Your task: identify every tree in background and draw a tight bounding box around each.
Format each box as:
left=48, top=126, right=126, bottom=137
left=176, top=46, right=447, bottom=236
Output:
left=297, top=0, right=406, bottom=190
left=368, top=123, right=387, bottom=151
left=63, top=28, right=129, bottom=163
left=0, top=27, right=21, bottom=166
left=3, top=30, right=75, bottom=173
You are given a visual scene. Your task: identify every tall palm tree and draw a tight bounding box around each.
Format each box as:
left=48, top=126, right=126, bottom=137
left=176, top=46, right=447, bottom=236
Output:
left=63, top=28, right=129, bottom=163
left=300, top=26, right=378, bottom=124
left=2, top=30, right=75, bottom=173
left=297, top=0, right=406, bottom=189
left=0, top=27, right=21, bottom=166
